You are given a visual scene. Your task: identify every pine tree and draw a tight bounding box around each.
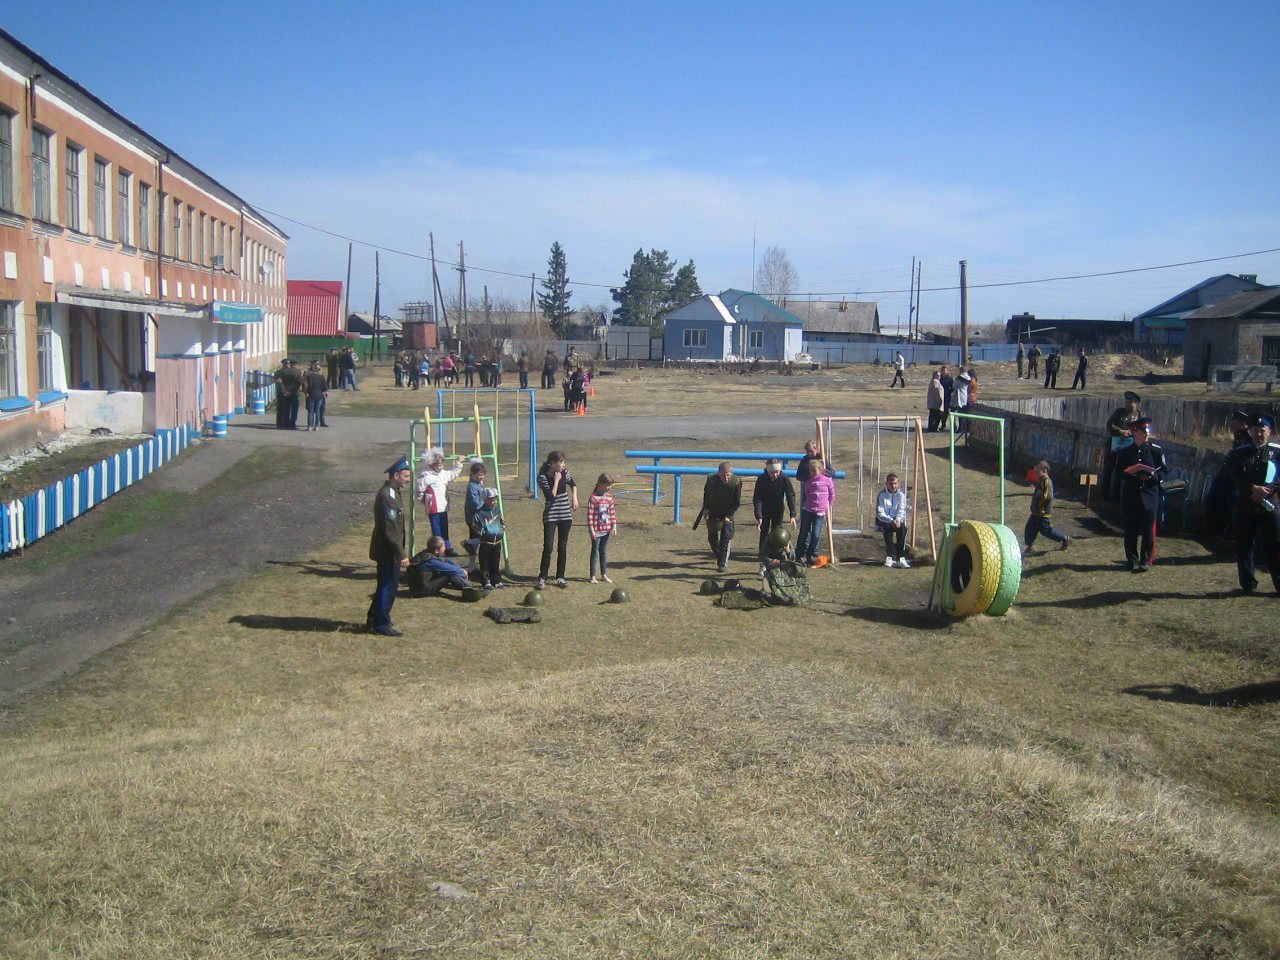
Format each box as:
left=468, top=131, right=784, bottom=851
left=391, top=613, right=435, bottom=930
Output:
left=611, top=248, right=676, bottom=335
left=667, top=260, right=703, bottom=312
left=537, top=241, right=572, bottom=335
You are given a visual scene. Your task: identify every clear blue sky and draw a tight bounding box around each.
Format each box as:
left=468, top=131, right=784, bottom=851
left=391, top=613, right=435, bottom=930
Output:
left=6, top=1, right=1279, bottom=327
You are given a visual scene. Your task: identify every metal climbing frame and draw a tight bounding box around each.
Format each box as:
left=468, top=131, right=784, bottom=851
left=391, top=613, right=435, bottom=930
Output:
left=928, top=411, right=1012, bottom=615
left=434, top=388, right=538, bottom=496
left=408, top=412, right=513, bottom=576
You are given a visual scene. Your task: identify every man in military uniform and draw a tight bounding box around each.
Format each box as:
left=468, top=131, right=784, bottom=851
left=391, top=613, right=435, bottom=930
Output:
left=367, top=457, right=412, bottom=636
left=701, top=462, right=742, bottom=573
left=753, top=458, right=797, bottom=560
left=1101, top=391, right=1142, bottom=500
left=274, top=359, right=303, bottom=430
left=1204, top=409, right=1252, bottom=536
left=542, top=350, right=558, bottom=390
left=1116, top=417, right=1166, bottom=572
left=1228, top=414, right=1280, bottom=594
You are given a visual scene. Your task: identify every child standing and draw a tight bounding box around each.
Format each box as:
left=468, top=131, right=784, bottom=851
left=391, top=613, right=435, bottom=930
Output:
left=587, top=473, right=618, bottom=583
left=797, top=458, right=836, bottom=566
left=462, top=459, right=488, bottom=575
left=1024, top=460, right=1071, bottom=555
left=470, top=487, right=506, bottom=592
left=875, top=473, right=910, bottom=568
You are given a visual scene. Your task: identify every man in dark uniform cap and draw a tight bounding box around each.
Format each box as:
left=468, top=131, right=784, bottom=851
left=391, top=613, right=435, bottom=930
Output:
left=1228, top=414, right=1280, bottom=594
left=1101, top=391, right=1142, bottom=500
left=1204, top=409, right=1253, bottom=536
left=367, top=456, right=412, bottom=636
left=1116, top=417, right=1166, bottom=572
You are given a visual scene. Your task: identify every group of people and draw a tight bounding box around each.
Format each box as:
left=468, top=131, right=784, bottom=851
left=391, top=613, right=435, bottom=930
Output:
left=365, top=448, right=621, bottom=634
left=321, top=347, right=359, bottom=391
left=390, top=349, right=529, bottom=391
left=273, top=358, right=331, bottom=430
left=1015, top=343, right=1088, bottom=390
left=925, top=365, right=978, bottom=432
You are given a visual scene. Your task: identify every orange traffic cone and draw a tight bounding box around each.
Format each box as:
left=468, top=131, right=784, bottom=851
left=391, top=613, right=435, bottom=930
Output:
left=577, top=402, right=586, bottom=416
left=588, top=385, right=595, bottom=397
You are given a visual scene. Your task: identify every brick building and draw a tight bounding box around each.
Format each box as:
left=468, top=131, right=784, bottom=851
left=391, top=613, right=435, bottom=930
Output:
left=0, top=28, right=287, bottom=455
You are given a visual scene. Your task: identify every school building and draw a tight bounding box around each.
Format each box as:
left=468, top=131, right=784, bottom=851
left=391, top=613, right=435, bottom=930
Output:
left=0, top=27, right=288, bottom=456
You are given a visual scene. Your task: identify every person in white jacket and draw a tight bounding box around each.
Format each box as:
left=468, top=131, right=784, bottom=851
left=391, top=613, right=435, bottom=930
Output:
left=875, top=474, right=910, bottom=568
left=416, top=447, right=468, bottom=556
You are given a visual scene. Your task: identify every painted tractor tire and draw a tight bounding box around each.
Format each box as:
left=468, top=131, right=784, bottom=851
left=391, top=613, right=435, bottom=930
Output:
left=985, top=522, right=1023, bottom=617
left=946, top=520, right=1003, bottom=616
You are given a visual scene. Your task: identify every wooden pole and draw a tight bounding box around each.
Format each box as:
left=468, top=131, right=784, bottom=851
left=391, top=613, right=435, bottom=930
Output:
left=918, top=422, right=938, bottom=563
left=959, top=259, right=969, bottom=369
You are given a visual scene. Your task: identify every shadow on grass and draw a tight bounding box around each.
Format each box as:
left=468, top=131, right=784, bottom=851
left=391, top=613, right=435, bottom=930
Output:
left=842, top=605, right=949, bottom=630
left=230, top=614, right=358, bottom=632
left=1015, top=589, right=1212, bottom=609
left=265, top=559, right=368, bottom=580
left=1122, top=680, right=1280, bottom=707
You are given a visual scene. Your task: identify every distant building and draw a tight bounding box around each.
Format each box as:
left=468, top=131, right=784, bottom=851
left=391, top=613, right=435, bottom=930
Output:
left=0, top=27, right=287, bottom=455
left=1182, top=287, right=1280, bottom=378
left=1133, top=274, right=1268, bottom=345
left=287, top=280, right=343, bottom=337
left=789, top=299, right=881, bottom=349
left=663, top=289, right=804, bottom=361
left=1005, top=313, right=1133, bottom=346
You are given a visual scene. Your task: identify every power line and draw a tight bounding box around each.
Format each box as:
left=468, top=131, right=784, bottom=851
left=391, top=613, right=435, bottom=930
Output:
left=251, top=202, right=1279, bottom=299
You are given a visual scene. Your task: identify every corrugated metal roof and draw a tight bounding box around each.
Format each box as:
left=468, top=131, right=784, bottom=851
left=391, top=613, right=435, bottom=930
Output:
left=1183, top=287, right=1280, bottom=321
left=287, top=280, right=343, bottom=336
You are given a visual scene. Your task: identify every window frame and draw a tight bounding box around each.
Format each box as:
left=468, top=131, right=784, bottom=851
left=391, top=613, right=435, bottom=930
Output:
left=116, top=168, right=131, bottom=246
left=748, top=330, right=764, bottom=350
left=0, top=301, right=18, bottom=400
left=31, top=127, right=52, bottom=222
left=93, top=156, right=110, bottom=239
left=63, top=143, right=82, bottom=232
left=137, top=182, right=152, bottom=251
left=36, top=303, right=55, bottom=392
left=0, top=109, right=14, bottom=213
left=683, top=328, right=707, bottom=348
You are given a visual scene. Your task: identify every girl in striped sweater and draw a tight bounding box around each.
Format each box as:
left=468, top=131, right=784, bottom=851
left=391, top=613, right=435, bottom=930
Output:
left=587, top=473, right=618, bottom=584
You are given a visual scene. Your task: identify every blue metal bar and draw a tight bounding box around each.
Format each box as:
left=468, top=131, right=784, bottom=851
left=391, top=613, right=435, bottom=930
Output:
left=636, top=466, right=846, bottom=478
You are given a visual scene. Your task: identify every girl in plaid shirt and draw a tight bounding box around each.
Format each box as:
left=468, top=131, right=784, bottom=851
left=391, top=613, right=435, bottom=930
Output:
left=587, top=473, right=618, bottom=583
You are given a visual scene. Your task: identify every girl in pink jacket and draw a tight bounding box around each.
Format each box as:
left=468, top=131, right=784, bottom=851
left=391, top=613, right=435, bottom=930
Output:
left=797, top=458, right=835, bottom=566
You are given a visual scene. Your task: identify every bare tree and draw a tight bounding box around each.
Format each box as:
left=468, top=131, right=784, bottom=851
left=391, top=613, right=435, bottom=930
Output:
left=755, top=246, right=798, bottom=308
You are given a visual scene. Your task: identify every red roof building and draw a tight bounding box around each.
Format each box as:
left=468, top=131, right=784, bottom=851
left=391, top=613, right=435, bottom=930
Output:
left=287, top=280, right=344, bottom=336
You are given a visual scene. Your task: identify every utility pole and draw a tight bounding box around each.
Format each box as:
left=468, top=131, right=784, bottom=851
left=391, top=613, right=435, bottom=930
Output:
left=456, top=241, right=468, bottom=350
left=528, top=274, right=536, bottom=324
left=372, top=251, right=381, bottom=359
left=907, top=257, right=916, bottom=341
left=959, top=259, right=969, bottom=368
left=342, top=242, right=353, bottom=339
left=429, top=232, right=448, bottom=342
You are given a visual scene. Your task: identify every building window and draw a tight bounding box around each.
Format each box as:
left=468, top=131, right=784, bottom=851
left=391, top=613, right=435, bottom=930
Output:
left=31, top=128, right=52, bottom=222
left=116, top=170, right=131, bottom=245
left=1263, top=337, right=1280, bottom=367
left=749, top=330, right=764, bottom=350
left=683, top=328, right=707, bottom=348
left=138, top=182, right=152, bottom=251
left=0, top=110, right=13, bottom=213
left=93, top=157, right=109, bottom=239
left=37, top=303, right=55, bottom=392
left=185, top=204, right=194, bottom=264
left=197, top=211, right=206, bottom=265
left=171, top=197, right=182, bottom=259
left=0, top=302, right=17, bottom=399
left=64, top=144, right=82, bottom=232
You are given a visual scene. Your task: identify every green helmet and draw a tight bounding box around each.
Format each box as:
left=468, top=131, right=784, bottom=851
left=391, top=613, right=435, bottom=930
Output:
left=523, top=590, right=545, bottom=607
left=460, top=586, right=486, bottom=603
left=699, top=578, right=721, bottom=595
left=722, top=579, right=742, bottom=592
left=609, top=587, right=630, bottom=604
left=768, top=525, right=792, bottom=550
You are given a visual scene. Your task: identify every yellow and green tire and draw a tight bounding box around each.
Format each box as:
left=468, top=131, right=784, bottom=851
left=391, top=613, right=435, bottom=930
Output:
left=946, top=520, right=1004, bottom=616
left=985, top=522, right=1023, bottom=616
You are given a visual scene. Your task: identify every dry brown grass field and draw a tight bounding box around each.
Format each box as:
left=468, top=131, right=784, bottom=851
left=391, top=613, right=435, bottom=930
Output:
left=2, top=361, right=1278, bottom=959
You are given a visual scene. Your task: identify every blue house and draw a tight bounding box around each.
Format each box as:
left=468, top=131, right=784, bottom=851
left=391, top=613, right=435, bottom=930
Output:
left=1134, top=274, right=1268, bottom=345
left=663, top=289, right=805, bottom=361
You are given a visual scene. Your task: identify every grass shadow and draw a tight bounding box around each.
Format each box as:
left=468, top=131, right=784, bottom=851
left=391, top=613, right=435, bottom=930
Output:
left=1122, top=680, right=1280, bottom=707
left=230, top=614, right=357, bottom=632
left=1016, top=589, right=1217, bottom=609
left=265, top=560, right=369, bottom=580
left=842, top=605, right=949, bottom=630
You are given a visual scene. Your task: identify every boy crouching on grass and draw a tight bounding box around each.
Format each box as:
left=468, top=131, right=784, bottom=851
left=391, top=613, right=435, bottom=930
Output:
left=415, top=535, right=472, bottom=596
left=1024, top=460, right=1071, bottom=556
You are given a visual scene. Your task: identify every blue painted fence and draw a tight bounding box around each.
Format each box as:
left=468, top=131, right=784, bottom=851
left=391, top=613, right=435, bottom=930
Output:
left=1, top=425, right=195, bottom=554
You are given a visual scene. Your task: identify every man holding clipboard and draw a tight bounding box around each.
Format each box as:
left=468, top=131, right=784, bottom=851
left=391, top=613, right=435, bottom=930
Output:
left=1102, top=391, right=1142, bottom=500
left=1116, top=417, right=1166, bottom=572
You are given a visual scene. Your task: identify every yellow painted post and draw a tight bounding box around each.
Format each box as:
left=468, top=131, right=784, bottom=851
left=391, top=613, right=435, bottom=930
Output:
left=473, top=399, right=482, bottom=457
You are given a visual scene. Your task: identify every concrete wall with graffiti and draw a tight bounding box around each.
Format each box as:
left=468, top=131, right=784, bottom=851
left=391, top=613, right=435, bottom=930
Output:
left=966, top=401, right=1228, bottom=503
